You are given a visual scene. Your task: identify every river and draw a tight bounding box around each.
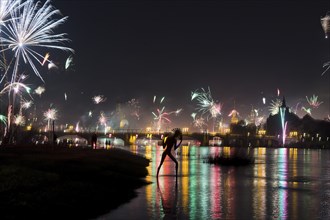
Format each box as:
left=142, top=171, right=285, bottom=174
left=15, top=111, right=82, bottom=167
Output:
left=98, top=146, right=330, bottom=219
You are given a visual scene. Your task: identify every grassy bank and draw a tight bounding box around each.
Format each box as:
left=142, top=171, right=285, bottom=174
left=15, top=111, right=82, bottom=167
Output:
left=0, top=145, right=150, bottom=219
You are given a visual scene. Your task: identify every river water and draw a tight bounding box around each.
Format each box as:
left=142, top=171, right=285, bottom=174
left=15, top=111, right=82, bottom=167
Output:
left=99, top=146, right=330, bottom=219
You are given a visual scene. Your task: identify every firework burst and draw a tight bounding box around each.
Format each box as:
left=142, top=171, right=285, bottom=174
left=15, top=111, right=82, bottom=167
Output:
left=191, top=113, right=206, bottom=129
left=43, top=107, right=58, bottom=130
left=13, top=114, right=25, bottom=126
left=34, top=86, right=45, bottom=96
left=269, top=98, right=282, bottom=115
left=306, top=95, right=323, bottom=108
left=0, top=114, right=7, bottom=126
left=127, top=98, right=141, bottom=120
left=0, top=0, right=21, bottom=25
left=0, top=0, right=74, bottom=83
left=92, top=95, right=106, bottom=104
left=191, top=87, right=222, bottom=120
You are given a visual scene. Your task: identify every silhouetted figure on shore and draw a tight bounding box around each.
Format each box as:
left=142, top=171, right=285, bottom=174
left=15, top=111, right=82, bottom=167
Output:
left=91, top=133, right=97, bottom=149
left=157, top=128, right=183, bottom=178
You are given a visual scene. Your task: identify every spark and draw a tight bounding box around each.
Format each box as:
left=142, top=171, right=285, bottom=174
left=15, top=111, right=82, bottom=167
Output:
left=21, top=100, right=33, bottom=109
left=34, top=86, right=45, bottom=96
left=64, top=92, right=67, bottom=101
left=48, top=61, right=57, bottom=70
left=0, top=0, right=74, bottom=84
left=88, top=111, right=92, bottom=117
left=306, top=95, right=323, bottom=108
left=92, top=95, right=106, bottom=104
left=277, top=88, right=280, bottom=97
left=42, top=53, right=50, bottom=66
left=262, top=97, right=266, bottom=104
left=13, top=114, right=25, bottom=126
left=65, top=55, right=73, bottom=70
left=321, top=11, right=330, bottom=39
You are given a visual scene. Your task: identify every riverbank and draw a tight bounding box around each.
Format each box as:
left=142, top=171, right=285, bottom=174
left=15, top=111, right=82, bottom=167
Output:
left=0, top=145, right=150, bottom=219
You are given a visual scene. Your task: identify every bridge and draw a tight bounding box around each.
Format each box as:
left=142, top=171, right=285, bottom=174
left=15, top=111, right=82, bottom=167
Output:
left=32, top=129, right=281, bottom=147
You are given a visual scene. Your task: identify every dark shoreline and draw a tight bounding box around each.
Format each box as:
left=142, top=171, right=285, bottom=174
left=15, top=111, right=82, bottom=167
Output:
left=0, top=145, right=150, bottom=219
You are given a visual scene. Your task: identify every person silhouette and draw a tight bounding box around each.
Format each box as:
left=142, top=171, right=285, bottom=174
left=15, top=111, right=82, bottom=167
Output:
left=91, top=132, right=97, bottom=149
left=157, top=128, right=183, bottom=178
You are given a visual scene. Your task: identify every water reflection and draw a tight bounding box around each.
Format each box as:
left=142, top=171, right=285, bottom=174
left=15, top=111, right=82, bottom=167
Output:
left=103, top=146, right=330, bottom=220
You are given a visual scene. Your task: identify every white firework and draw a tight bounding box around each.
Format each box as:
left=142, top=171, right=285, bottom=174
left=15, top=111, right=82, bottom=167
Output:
left=0, top=0, right=21, bottom=25
left=191, top=87, right=222, bottom=120
left=34, top=86, right=45, bottom=96
left=43, top=107, right=58, bottom=130
left=44, top=108, right=58, bottom=121
left=0, top=0, right=74, bottom=83
left=269, top=98, right=282, bottom=115
left=92, top=95, right=106, bottom=104
left=21, top=99, right=33, bottom=109
left=13, top=114, right=25, bottom=126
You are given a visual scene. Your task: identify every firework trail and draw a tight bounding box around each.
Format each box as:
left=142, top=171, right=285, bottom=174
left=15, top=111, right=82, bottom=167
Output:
left=0, top=0, right=74, bottom=84
left=0, top=81, right=30, bottom=95
left=152, top=107, right=182, bottom=132
left=42, top=53, right=50, bottom=66
left=98, top=111, right=108, bottom=134
left=0, top=0, right=21, bottom=25
left=321, top=61, right=330, bottom=76
left=301, top=106, right=312, bottom=115
left=65, top=55, right=73, bottom=70
left=321, top=11, right=330, bottom=39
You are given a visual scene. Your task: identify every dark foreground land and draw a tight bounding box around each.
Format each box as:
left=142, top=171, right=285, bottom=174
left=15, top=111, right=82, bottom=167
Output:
left=0, top=145, right=150, bottom=219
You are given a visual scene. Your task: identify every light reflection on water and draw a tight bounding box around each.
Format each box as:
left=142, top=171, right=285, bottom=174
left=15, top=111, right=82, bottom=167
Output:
left=100, top=146, right=330, bottom=220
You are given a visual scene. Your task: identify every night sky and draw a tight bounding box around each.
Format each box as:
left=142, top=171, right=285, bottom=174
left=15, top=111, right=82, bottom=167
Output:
left=32, top=0, right=330, bottom=128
